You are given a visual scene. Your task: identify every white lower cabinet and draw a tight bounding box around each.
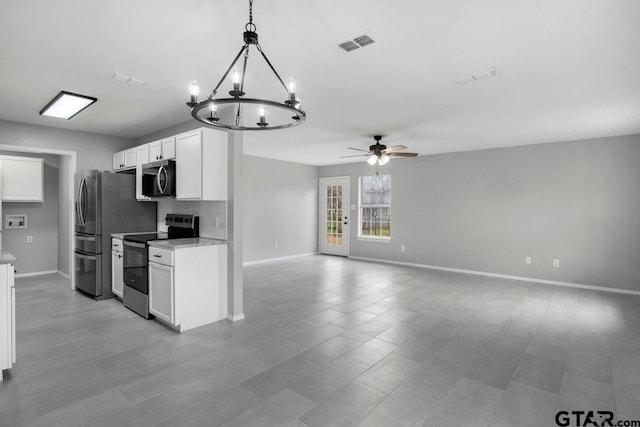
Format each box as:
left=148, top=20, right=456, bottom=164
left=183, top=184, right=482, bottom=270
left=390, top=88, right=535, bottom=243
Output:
left=148, top=244, right=227, bottom=332
left=149, top=262, right=174, bottom=324
left=0, top=263, right=16, bottom=382
left=111, top=239, right=124, bottom=298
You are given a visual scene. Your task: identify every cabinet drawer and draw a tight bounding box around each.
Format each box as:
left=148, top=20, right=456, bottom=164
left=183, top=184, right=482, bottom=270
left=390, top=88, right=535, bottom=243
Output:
left=112, top=238, right=123, bottom=252
left=148, top=247, right=173, bottom=266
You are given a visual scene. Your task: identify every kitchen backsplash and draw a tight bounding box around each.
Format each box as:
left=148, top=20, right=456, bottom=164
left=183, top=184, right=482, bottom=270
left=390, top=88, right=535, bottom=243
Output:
left=156, top=200, right=227, bottom=240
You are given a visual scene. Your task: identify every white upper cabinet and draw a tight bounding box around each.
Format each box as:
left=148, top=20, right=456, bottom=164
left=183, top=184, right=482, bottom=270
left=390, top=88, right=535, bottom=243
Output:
left=175, top=129, right=227, bottom=201
left=113, top=148, right=136, bottom=171
left=136, top=144, right=151, bottom=201
left=149, top=137, right=176, bottom=162
left=0, top=156, right=44, bottom=202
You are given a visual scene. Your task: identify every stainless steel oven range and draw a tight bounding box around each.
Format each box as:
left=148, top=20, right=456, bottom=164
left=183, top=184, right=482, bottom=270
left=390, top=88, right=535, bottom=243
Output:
left=122, top=213, right=199, bottom=318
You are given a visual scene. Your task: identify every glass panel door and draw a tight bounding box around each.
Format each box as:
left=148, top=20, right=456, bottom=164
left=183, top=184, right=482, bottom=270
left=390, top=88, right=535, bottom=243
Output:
left=319, top=177, right=350, bottom=256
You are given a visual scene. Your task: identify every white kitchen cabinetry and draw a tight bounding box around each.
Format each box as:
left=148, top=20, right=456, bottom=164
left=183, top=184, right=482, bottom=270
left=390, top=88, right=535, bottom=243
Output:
left=135, top=144, right=151, bottom=201
left=0, top=156, right=44, bottom=202
left=0, top=262, right=16, bottom=382
left=111, top=238, right=124, bottom=298
left=175, top=129, right=227, bottom=201
left=113, top=148, right=136, bottom=172
left=148, top=244, right=227, bottom=332
left=149, top=137, right=176, bottom=162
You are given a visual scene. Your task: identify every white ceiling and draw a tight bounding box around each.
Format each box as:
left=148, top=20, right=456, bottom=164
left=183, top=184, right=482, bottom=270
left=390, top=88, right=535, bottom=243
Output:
left=1, top=0, right=639, bottom=165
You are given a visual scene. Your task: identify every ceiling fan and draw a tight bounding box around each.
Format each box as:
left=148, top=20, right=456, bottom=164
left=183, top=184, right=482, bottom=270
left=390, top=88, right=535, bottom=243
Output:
left=341, top=135, right=418, bottom=165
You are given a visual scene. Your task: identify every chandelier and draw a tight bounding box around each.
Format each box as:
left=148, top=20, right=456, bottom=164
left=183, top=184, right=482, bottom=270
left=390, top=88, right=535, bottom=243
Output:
left=186, top=0, right=306, bottom=131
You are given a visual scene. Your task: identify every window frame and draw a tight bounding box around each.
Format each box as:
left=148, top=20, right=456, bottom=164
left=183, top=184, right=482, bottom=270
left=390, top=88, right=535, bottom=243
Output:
left=358, top=174, right=392, bottom=242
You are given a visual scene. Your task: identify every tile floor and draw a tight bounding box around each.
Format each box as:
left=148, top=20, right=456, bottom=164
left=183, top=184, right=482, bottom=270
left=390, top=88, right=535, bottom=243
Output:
left=1, top=255, right=640, bottom=426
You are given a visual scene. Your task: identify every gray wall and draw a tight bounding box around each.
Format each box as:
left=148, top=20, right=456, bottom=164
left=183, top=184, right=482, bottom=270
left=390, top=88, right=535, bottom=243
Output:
left=0, top=119, right=133, bottom=172
left=243, top=155, right=319, bottom=263
left=1, top=152, right=59, bottom=274
left=320, top=134, right=640, bottom=292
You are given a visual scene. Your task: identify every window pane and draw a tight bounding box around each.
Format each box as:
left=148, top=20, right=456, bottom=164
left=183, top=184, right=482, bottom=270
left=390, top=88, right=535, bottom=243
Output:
left=372, top=207, right=381, bottom=219
left=373, top=176, right=382, bottom=191
left=381, top=207, right=390, bottom=222
left=362, top=176, right=372, bottom=191
left=382, top=175, right=391, bottom=190
left=361, top=221, right=370, bottom=235
left=362, top=190, right=372, bottom=204
left=380, top=222, right=390, bottom=236
left=372, top=191, right=381, bottom=204
left=382, top=190, right=391, bottom=205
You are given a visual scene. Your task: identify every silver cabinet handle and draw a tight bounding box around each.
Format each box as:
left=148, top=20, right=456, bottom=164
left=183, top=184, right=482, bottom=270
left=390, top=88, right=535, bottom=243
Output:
left=76, top=253, right=96, bottom=261
left=77, top=236, right=96, bottom=241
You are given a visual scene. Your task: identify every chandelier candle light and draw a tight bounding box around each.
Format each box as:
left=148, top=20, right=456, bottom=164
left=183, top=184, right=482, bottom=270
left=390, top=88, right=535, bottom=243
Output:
left=186, top=0, right=306, bottom=131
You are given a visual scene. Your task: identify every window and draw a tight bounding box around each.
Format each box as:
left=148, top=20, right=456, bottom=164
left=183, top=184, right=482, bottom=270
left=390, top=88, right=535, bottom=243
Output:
left=359, top=175, right=391, bottom=238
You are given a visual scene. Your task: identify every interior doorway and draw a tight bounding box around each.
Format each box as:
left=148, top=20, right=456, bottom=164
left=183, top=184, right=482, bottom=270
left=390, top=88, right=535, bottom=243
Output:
left=0, top=144, right=76, bottom=287
left=319, top=176, right=350, bottom=256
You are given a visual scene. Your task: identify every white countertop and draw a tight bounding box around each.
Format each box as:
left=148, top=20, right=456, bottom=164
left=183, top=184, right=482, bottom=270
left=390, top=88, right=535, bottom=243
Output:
left=148, top=237, right=227, bottom=249
left=111, top=231, right=157, bottom=240
left=0, top=250, right=17, bottom=265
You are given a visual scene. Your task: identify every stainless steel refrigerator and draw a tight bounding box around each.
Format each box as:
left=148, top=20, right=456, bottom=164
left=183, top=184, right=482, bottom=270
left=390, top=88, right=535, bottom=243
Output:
left=75, top=171, right=156, bottom=300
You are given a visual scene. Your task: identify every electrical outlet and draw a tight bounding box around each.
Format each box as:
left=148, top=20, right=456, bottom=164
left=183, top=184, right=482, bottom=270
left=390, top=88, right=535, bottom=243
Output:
left=400, top=245, right=406, bottom=252
left=525, top=256, right=532, bottom=265
left=553, top=259, right=560, bottom=268
left=274, top=241, right=278, bottom=249
left=26, top=235, right=33, bottom=243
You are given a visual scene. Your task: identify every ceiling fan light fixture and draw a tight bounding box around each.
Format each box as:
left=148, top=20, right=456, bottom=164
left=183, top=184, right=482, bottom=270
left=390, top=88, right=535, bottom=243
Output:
left=378, top=154, right=390, bottom=165
left=186, top=0, right=306, bottom=131
left=367, top=154, right=378, bottom=165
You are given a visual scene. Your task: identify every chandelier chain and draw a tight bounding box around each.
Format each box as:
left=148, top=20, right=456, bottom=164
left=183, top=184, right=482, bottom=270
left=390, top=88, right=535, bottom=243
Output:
left=246, top=0, right=256, bottom=32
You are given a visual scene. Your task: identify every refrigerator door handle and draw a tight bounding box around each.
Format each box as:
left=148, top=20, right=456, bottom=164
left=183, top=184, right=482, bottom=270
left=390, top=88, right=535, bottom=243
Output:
left=124, top=241, right=146, bottom=249
left=81, top=178, right=88, bottom=226
left=76, top=177, right=84, bottom=227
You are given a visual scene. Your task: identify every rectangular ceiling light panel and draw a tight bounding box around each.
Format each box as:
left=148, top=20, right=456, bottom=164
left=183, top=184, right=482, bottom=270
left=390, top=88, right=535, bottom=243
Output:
left=39, top=91, right=97, bottom=120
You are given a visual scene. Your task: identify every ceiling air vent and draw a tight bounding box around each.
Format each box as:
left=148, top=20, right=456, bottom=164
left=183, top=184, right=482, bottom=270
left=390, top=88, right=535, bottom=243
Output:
left=338, top=40, right=360, bottom=52
left=337, top=34, right=375, bottom=53
left=353, top=35, right=375, bottom=47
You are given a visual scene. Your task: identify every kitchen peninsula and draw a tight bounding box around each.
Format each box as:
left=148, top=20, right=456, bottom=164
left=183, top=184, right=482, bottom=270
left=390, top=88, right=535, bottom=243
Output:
left=0, top=250, right=16, bottom=382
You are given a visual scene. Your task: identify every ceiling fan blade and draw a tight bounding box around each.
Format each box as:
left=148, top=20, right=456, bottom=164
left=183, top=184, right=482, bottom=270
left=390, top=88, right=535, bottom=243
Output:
left=383, top=145, right=408, bottom=153
left=340, top=154, right=371, bottom=158
left=347, top=147, right=371, bottom=153
left=388, top=152, right=418, bottom=157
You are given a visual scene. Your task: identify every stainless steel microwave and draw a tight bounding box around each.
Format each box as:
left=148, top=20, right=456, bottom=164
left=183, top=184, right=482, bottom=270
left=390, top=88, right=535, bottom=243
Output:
left=142, top=159, right=176, bottom=197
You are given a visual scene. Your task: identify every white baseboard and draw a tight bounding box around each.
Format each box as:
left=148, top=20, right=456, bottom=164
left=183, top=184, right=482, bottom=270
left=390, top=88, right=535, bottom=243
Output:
left=348, top=256, right=640, bottom=296
left=57, top=270, right=70, bottom=279
left=227, top=313, right=245, bottom=321
left=15, top=269, right=59, bottom=279
left=243, top=252, right=318, bottom=266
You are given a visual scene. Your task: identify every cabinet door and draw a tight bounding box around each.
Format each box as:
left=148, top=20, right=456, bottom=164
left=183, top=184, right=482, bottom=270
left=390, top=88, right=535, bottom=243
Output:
left=149, top=262, right=174, bottom=325
left=124, top=148, right=136, bottom=168
left=176, top=131, right=202, bottom=199
left=136, top=144, right=150, bottom=201
left=111, top=250, right=123, bottom=298
left=161, top=137, right=176, bottom=159
left=1, top=157, right=44, bottom=202
left=149, top=141, right=162, bottom=162
left=113, top=151, right=124, bottom=170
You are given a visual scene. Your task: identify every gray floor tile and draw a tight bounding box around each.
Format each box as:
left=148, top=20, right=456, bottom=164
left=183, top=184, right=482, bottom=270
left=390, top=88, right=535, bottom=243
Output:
left=356, top=354, right=422, bottom=394
left=357, top=385, right=436, bottom=427
left=289, top=359, right=365, bottom=403
left=340, top=338, right=398, bottom=370
left=558, top=373, right=615, bottom=412
left=300, top=381, right=386, bottom=427
left=156, top=385, right=263, bottom=427
left=300, top=336, right=361, bottom=366
left=565, top=348, right=613, bottom=384
left=525, top=333, right=569, bottom=362
left=490, top=380, right=559, bottom=427
left=219, top=388, right=315, bottom=427
left=511, top=353, right=565, bottom=394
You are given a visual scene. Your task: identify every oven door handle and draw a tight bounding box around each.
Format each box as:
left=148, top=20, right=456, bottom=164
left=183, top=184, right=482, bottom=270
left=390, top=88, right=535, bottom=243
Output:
left=124, top=241, right=146, bottom=249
